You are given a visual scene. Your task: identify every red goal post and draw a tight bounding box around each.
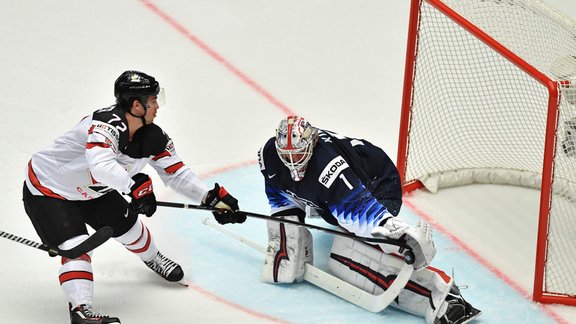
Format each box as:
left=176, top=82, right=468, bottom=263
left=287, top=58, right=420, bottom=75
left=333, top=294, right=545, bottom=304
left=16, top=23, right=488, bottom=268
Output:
left=398, top=0, right=576, bottom=305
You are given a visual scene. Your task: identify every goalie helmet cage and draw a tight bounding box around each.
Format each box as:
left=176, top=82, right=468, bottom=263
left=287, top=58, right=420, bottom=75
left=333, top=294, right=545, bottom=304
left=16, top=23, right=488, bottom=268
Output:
left=398, top=0, right=576, bottom=306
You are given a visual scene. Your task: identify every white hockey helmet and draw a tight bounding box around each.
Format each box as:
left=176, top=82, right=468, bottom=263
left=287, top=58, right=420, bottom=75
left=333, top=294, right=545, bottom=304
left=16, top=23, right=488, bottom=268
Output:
left=275, top=116, right=318, bottom=181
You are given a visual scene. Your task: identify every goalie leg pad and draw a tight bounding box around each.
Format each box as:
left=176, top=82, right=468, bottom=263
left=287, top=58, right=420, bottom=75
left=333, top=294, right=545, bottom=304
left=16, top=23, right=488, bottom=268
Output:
left=327, top=236, right=452, bottom=320
left=261, top=216, right=313, bottom=283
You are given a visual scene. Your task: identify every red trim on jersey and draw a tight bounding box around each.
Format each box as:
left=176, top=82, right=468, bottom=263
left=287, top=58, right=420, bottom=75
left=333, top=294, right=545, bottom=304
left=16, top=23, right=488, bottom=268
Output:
left=59, top=271, right=94, bottom=285
left=127, top=227, right=152, bottom=254
left=27, top=160, right=66, bottom=200
left=86, top=142, right=110, bottom=149
left=152, top=151, right=171, bottom=161
left=165, top=162, right=184, bottom=174
left=89, top=172, right=98, bottom=185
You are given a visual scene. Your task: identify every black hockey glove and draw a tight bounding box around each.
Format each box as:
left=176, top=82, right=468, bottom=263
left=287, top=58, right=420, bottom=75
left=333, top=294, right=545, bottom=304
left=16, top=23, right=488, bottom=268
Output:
left=202, top=183, right=247, bottom=225
left=128, top=173, right=157, bottom=217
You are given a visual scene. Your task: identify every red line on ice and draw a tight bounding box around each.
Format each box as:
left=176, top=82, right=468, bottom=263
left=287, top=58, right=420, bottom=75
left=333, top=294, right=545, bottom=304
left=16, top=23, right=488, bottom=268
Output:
left=139, top=0, right=296, bottom=117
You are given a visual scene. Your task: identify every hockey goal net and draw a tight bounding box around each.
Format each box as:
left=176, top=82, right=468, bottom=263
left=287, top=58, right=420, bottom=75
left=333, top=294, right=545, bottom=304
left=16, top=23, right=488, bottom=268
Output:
left=398, top=0, right=576, bottom=305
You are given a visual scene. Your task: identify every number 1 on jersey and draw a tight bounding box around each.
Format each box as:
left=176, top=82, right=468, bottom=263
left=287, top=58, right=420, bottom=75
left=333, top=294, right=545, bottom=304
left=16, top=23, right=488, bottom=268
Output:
left=339, top=174, right=353, bottom=190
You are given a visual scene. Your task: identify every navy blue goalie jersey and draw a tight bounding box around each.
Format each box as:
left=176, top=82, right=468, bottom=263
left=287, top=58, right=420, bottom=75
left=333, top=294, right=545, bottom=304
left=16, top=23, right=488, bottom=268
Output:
left=257, top=129, right=402, bottom=237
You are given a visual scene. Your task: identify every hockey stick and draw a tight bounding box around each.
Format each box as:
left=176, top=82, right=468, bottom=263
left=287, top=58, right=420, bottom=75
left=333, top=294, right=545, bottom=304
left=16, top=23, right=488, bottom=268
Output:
left=201, top=217, right=414, bottom=313
left=157, top=201, right=415, bottom=263
left=0, top=226, right=113, bottom=259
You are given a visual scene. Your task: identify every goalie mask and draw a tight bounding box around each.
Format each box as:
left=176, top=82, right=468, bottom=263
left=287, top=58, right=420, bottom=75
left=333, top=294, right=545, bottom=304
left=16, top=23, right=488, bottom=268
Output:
left=275, top=116, right=318, bottom=181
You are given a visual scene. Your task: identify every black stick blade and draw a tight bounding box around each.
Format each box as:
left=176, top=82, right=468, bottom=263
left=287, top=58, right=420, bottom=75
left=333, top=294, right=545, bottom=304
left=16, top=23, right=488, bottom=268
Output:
left=56, top=226, right=113, bottom=258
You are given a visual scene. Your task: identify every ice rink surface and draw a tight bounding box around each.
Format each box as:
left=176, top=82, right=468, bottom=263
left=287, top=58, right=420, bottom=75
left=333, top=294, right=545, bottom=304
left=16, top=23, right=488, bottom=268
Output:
left=0, top=0, right=575, bottom=323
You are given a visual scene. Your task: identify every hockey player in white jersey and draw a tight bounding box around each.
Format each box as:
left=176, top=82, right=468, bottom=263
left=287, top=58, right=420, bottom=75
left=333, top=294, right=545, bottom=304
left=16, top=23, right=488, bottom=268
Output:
left=257, top=116, right=481, bottom=323
left=22, top=70, right=246, bottom=324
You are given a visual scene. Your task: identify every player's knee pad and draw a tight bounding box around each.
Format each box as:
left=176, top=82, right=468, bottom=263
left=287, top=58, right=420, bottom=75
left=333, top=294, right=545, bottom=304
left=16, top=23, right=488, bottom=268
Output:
left=59, top=234, right=93, bottom=264
left=328, top=236, right=453, bottom=319
left=261, top=215, right=313, bottom=284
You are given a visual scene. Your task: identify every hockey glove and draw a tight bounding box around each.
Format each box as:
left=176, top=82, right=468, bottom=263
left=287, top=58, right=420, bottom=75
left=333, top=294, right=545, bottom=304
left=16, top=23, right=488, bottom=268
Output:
left=371, top=217, right=436, bottom=271
left=128, top=173, right=157, bottom=217
left=202, top=183, right=247, bottom=225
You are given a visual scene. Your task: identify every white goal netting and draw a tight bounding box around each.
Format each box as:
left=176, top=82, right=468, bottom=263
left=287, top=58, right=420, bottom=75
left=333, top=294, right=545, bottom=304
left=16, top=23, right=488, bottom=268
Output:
left=401, top=0, right=576, bottom=302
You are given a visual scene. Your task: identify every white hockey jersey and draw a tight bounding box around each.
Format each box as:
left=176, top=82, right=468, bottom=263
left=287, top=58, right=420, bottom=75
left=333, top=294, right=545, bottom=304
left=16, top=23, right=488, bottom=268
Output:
left=25, top=105, right=209, bottom=202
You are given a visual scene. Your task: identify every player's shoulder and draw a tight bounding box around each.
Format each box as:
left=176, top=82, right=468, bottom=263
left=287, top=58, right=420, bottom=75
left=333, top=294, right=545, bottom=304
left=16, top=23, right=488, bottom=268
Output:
left=92, top=105, right=126, bottom=125
left=262, top=137, right=276, bottom=152
left=318, top=129, right=383, bottom=157
left=88, top=105, right=128, bottom=144
left=258, top=137, right=279, bottom=172
left=122, top=123, right=170, bottom=158
left=314, top=131, right=344, bottom=160
left=138, top=123, right=169, bottom=139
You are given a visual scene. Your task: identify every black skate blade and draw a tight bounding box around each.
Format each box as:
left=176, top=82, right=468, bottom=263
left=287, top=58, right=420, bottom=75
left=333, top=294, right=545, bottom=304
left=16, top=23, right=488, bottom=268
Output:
left=177, top=277, right=189, bottom=287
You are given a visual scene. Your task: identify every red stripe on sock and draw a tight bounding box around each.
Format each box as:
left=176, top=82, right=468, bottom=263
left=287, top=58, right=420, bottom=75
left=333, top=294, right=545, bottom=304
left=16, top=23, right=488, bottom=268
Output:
left=59, top=271, right=93, bottom=285
left=61, top=254, right=92, bottom=265
left=86, top=142, right=110, bottom=149
left=127, top=227, right=152, bottom=254
left=127, top=222, right=145, bottom=246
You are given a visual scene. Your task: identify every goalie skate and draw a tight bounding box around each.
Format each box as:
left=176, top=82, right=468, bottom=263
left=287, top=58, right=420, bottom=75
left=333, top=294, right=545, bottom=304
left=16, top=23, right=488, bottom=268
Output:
left=69, top=304, right=120, bottom=324
left=434, top=285, right=481, bottom=324
left=144, top=251, right=188, bottom=286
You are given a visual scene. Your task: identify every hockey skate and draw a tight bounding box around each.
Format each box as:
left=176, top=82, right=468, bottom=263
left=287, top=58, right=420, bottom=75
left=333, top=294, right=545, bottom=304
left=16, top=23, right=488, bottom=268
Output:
left=144, top=251, right=188, bottom=286
left=434, top=285, right=481, bottom=324
left=69, top=304, right=120, bottom=324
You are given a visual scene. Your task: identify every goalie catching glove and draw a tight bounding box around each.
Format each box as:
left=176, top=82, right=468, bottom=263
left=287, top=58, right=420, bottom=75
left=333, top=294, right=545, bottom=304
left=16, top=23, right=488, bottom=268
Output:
left=371, top=217, right=436, bottom=270
left=129, top=173, right=157, bottom=217
left=202, top=183, right=247, bottom=225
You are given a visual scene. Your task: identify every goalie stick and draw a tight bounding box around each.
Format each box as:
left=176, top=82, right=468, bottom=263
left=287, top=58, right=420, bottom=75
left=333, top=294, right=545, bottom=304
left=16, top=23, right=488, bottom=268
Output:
left=157, top=200, right=415, bottom=263
left=0, top=226, right=113, bottom=259
left=201, top=217, right=414, bottom=313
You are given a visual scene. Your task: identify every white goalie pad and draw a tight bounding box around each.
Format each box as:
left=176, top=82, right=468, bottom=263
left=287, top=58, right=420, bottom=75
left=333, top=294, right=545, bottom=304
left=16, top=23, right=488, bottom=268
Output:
left=203, top=217, right=414, bottom=313
left=328, top=236, right=453, bottom=322
left=261, top=215, right=313, bottom=283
